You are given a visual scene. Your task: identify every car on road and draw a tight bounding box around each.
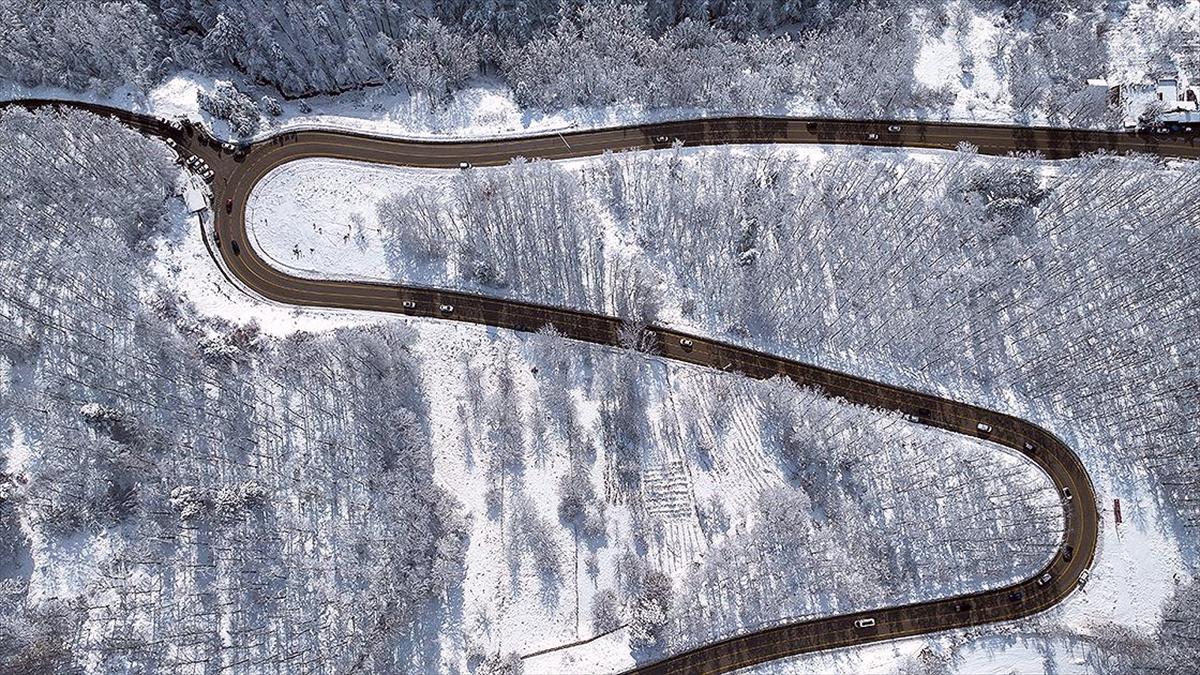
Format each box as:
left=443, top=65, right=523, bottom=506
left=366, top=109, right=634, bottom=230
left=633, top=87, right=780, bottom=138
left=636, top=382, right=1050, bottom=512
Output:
left=202, top=169, right=214, bottom=182
left=867, top=133, right=880, bottom=140
left=458, top=162, right=471, bottom=170
left=954, top=601, right=971, bottom=612
left=977, top=422, right=992, bottom=433
left=230, top=240, right=241, bottom=256
left=1061, top=486, right=1073, bottom=500
left=439, top=304, right=454, bottom=313
left=225, top=198, right=233, bottom=213
left=887, top=125, right=902, bottom=132
left=1008, top=591, right=1023, bottom=602
left=223, top=142, right=236, bottom=151
left=1062, top=544, right=1074, bottom=561
left=854, top=618, right=876, bottom=629
left=679, top=337, right=694, bottom=348
left=401, top=300, right=416, bottom=309
left=1024, top=441, right=1037, bottom=452
left=1078, top=569, right=1090, bottom=587
left=904, top=413, right=920, bottom=423
left=1038, top=573, right=1053, bottom=586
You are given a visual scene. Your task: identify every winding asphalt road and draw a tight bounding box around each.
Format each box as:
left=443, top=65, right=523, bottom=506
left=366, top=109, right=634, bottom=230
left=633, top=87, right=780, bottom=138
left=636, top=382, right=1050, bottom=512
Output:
left=7, top=98, right=1198, bottom=674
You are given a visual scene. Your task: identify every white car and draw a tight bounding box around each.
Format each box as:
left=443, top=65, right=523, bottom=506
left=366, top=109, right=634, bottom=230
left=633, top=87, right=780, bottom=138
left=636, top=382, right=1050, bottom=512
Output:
left=867, top=133, right=880, bottom=140
left=977, top=422, right=992, bottom=433
left=887, top=125, right=901, bottom=132
left=1061, top=486, right=1073, bottom=500
left=439, top=304, right=454, bottom=313
left=854, top=618, right=876, bottom=628
left=202, top=169, right=214, bottom=182
left=1023, top=441, right=1036, bottom=452
left=458, top=162, right=471, bottom=170
left=679, top=338, right=694, bottom=348
left=904, top=413, right=920, bottom=423
left=1038, top=573, right=1052, bottom=586
left=1078, top=569, right=1090, bottom=587
left=401, top=301, right=416, bottom=309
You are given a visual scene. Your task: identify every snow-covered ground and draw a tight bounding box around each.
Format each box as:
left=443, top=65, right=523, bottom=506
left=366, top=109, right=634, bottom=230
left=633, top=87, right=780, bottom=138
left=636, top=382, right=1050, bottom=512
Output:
left=245, top=158, right=452, bottom=285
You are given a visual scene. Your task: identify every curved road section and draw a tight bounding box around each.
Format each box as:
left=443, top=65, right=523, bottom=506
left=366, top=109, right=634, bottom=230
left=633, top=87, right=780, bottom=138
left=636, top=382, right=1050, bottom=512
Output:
left=7, top=98, right=1198, bottom=674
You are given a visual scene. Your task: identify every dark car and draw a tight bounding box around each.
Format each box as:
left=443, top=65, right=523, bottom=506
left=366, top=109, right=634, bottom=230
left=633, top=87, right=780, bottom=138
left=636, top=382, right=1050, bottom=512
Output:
left=954, top=601, right=972, bottom=612
left=1008, top=591, right=1023, bottom=603
left=225, top=198, right=234, bottom=213
left=230, top=240, right=241, bottom=256
left=1062, top=544, right=1074, bottom=561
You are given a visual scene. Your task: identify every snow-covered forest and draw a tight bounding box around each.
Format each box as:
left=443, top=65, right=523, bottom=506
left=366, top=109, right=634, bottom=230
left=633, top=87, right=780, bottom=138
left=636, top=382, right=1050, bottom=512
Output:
left=3, top=1, right=1196, bottom=127
left=250, top=140, right=1200, bottom=668
left=3, top=107, right=1153, bottom=673
left=2, top=1, right=1199, bottom=670
left=231, top=133, right=1200, bottom=662
left=0, top=109, right=467, bottom=672
left=353, top=145, right=1200, bottom=542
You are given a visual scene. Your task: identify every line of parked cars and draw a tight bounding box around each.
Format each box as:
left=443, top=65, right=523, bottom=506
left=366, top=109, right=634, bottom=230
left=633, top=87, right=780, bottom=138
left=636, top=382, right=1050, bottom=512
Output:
left=186, top=153, right=214, bottom=182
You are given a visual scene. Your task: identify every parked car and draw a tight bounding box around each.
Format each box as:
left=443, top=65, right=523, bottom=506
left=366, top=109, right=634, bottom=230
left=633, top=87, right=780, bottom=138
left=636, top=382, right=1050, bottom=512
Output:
left=1062, top=486, right=1073, bottom=500
left=458, top=162, right=471, bottom=170
left=1078, top=569, right=1091, bottom=587
left=854, top=618, right=876, bottom=629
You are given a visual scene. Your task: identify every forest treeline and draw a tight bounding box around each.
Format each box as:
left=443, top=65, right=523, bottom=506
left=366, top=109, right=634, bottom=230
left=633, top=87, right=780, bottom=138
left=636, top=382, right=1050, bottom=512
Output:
left=0, top=0, right=1160, bottom=126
